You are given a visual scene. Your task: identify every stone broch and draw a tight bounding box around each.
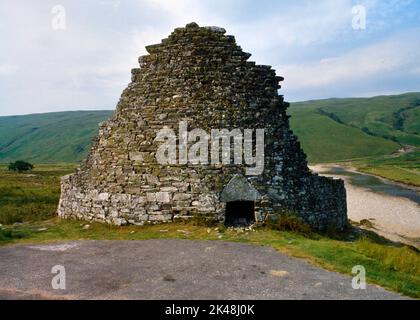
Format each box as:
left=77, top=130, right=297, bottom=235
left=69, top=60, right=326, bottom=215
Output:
left=57, top=22, right=347, bottom=230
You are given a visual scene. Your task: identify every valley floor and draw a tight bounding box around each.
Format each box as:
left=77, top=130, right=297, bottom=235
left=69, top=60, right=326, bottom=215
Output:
left=351, top=149, right=420, bottom=187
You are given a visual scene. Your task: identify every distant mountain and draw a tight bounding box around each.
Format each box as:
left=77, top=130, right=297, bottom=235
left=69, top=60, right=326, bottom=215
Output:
left=0, top=93, right=419, bottom=164
left=289, top=92, right=419, bottom=162
left=0, top=111, right=113, bottom=163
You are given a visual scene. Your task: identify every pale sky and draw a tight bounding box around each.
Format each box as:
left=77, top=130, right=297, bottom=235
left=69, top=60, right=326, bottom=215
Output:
left=1, top=0, right=420, bottom=116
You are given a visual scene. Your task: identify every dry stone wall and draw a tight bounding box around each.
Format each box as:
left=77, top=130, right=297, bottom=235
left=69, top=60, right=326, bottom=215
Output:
left=57, top=22, right=347, bottom=231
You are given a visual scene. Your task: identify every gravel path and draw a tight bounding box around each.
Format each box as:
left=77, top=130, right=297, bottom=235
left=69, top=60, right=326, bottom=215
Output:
left=0, top=240, right=406, bottom=300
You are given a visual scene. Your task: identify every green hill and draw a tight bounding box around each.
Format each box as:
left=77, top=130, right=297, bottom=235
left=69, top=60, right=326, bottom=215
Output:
left=0, top=111, right=113, bottom=163
left=289, top=92, right=420, bottom=162
left=0, top=93, right=419, bottom=164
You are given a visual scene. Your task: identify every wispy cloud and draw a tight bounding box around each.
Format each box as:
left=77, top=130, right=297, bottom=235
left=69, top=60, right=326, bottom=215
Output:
left=0, top=64, right=19, bottom=76
left=232, top=0, right=354, bottom=49
left=280, top=28, right=420, bottom=89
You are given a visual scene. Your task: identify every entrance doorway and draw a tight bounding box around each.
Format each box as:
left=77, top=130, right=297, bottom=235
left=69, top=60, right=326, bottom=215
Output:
left=224, top=201, right=255, bottom=227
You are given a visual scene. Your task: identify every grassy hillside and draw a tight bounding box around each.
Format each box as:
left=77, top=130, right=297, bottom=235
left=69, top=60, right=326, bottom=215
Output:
left=317, top=93, right=420, bottom=146
left=289, top=93, right=420, bottom=185
left=288, top=103, right=400, bottom=163
left=0, top=110, right=113, bottom=163
left=0, top=93, right=419, bottom=164
left=289, top=92, right=420, bottom=162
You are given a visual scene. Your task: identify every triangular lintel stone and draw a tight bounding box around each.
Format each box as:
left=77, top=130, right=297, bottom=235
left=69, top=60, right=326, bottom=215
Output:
left=220, top=174, right=261, bottom=202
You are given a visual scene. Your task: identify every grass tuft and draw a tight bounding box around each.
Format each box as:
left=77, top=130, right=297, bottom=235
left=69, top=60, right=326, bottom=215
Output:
left=354, top=237, right=419, bottom=275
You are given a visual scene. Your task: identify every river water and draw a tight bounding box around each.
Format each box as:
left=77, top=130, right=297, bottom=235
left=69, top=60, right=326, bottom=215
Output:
left=323, top=167, right=420, bottom=205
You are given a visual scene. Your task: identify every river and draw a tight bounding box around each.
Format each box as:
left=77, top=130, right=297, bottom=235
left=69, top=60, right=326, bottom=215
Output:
left=310, top=164, right=420, bottom=248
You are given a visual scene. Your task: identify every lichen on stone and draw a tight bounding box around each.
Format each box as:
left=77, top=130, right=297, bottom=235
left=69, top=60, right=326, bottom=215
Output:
left=57, top=23, right=347, bottom=231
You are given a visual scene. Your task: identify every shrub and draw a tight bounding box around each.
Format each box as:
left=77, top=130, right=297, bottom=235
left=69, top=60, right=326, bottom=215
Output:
left=8, top=161, right=34, bottom=172
left=265, top=212, right=312, bottom=235
left=0, top=227, right=27, bottom=242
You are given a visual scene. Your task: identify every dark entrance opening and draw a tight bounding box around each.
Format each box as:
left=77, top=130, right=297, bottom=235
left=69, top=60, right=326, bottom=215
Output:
left=224, top=201, right=255, bottom=227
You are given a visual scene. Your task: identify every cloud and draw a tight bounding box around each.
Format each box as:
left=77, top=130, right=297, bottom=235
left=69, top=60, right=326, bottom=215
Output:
left=411, top=66, right=420, bottom=76
left=0, top=64, right=19, bottom=76
left=0, top=0, right=419, bottom=115
left=140, top=0, right=209, bottom=24
left=232, top=0, right=354, bottom=50
left=278, top=28, right=420, bottom=90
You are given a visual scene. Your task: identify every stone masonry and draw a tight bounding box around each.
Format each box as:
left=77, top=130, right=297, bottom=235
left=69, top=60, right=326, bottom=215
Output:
left=57, top=23, right=347, bottom=230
